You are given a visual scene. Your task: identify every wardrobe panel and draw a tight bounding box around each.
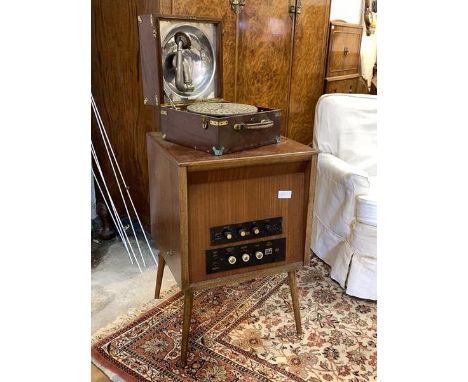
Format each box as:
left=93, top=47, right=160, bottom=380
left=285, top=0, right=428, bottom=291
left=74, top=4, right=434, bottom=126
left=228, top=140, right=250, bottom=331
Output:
left=286, top=0, right=331, bottom=144
left=159, top=0, right=172, bottom=14
left=236, top=0, right=294, bottom=137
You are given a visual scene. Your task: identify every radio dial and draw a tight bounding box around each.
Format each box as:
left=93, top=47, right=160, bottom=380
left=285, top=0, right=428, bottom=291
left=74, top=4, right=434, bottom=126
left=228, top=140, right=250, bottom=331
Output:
left=255, top=251, right=264, bottom=260
left=241, top=253, right=250, bottom=262
left=238, top=228, right=248, bottom=237
left=228, top=256, right=237, bottom=265
left=252, top=226, right=260, bottom=235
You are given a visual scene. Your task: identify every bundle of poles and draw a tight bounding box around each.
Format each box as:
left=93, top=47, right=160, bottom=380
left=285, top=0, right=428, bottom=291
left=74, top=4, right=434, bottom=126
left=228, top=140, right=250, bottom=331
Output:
left=91, top=94, right=156, bottom=272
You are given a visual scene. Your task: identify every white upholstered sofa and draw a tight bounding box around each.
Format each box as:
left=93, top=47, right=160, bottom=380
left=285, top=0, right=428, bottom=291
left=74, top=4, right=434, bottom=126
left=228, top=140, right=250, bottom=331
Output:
left=311, top=94, right=377, bottom=300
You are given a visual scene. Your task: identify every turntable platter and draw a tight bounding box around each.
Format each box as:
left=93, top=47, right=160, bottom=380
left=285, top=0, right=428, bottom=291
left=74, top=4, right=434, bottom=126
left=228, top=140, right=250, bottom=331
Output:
left=187, top=102, right=258, bottom=116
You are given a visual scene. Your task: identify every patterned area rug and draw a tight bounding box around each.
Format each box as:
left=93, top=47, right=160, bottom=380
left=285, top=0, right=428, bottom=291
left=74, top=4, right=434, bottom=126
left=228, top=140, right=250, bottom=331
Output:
left=92, top=256, right=377, bottom=381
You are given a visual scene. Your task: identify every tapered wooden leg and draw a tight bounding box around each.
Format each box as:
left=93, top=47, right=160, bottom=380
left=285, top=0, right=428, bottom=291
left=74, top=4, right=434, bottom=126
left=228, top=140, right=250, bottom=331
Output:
left=181, top=290, right=194, bottom=366
left=288, top=270, right=303, bottom=336
left=154, top=255, right=166, bottom=299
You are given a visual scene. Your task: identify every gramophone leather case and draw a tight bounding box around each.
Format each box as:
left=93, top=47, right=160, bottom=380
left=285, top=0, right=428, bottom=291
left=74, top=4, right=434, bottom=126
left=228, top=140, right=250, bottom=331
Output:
left=138, top=15, right=281, bottom=155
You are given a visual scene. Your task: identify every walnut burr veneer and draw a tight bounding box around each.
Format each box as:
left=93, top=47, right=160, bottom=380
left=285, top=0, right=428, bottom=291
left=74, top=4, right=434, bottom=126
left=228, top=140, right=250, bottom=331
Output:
left=147, top=133, right=317, bottom=365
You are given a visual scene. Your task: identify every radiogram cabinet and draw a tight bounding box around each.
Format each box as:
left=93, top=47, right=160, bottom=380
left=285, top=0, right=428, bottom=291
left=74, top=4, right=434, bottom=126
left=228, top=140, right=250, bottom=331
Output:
left=147, top=133, right=317, bottom=365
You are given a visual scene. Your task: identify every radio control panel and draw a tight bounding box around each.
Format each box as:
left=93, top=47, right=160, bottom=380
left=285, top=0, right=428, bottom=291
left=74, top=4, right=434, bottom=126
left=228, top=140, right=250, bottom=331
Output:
left=206, top=238, right=286, bottom=274
left=210, top=217, right=282, bottom=245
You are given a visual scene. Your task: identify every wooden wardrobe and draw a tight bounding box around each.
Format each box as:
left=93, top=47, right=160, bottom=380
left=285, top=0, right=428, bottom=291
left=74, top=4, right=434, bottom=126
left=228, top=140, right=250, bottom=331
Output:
left=92, top=0, right=331, bottom=225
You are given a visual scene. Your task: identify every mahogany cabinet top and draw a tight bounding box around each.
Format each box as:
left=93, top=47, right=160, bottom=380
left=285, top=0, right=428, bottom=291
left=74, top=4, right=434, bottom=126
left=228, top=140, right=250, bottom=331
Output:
left=147, top=132, right=316, bottom=171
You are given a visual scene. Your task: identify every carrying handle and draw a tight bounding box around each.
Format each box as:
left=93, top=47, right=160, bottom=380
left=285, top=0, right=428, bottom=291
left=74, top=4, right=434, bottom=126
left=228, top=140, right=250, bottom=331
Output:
left=233, top=119, right=274, bottom=131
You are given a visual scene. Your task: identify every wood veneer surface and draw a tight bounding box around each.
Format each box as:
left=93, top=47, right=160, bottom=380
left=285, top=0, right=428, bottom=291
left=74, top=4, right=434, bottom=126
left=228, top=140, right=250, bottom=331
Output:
left=287, top=0, right=331, bottom=144
left=147, top=133, right=316, bottom=169
left=159, top=0, right=172, bottom=14
left=187, top=161, right=310, bottom=283
left=236, top=0, right=293, bottom=137
left=147, top=138, right=183, bottom=287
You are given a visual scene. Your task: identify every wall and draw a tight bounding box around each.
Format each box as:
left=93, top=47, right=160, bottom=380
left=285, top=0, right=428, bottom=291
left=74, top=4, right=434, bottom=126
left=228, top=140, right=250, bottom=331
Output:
left=329, top=0, right=362, bottom=24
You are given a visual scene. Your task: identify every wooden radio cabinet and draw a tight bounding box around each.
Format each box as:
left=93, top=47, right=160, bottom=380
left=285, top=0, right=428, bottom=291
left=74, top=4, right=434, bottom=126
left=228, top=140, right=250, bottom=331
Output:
left=147, top=133, right=317, bottom=365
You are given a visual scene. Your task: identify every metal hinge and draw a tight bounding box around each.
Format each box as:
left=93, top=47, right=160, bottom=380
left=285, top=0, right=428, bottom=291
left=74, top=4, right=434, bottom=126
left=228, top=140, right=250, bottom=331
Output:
left=230, top=0, right=246, bottom=13
left=289, top=1, right=302, bottom=17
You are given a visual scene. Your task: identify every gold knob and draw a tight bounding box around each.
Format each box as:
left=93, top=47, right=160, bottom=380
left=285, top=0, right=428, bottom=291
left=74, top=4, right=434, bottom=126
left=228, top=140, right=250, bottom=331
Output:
left=255, top=251, right=263, bottom=260
left=224, top=231, right=233, bottom=240
left=252, top=227, right=260, bottom=235
left=239, top=229, right=247, bottom=237
left=228, top=256, right=237, bottom=265
left=242, top=253, right=250, bottom=262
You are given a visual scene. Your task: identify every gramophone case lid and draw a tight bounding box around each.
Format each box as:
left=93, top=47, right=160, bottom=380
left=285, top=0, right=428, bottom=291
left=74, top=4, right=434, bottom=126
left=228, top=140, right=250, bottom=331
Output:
left=138, top=14, right=223, bottom=107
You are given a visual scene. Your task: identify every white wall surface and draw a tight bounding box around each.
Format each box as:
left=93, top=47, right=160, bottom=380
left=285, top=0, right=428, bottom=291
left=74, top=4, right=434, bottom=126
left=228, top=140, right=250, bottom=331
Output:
left=330, top=0, right=363, bottom=24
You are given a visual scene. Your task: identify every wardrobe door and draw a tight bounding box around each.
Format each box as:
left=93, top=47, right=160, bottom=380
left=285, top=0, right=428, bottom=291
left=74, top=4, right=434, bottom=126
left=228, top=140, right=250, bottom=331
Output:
left=236, top=0, right=294, bottom=136
left=286, top=0, right=331, bottom=144
left=170, top=0, right=237, bottom=101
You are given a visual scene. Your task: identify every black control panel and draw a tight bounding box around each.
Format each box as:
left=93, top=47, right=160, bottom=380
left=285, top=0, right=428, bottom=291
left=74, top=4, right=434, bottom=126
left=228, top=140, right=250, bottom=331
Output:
left=206, top=238, right=286, bottom=274
left=210, top=217, right=282, bottom=245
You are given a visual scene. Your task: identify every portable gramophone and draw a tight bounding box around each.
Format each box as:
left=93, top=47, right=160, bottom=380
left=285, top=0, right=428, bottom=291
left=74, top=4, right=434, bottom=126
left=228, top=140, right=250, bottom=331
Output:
left=138, top=15, right=281, bottom=155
